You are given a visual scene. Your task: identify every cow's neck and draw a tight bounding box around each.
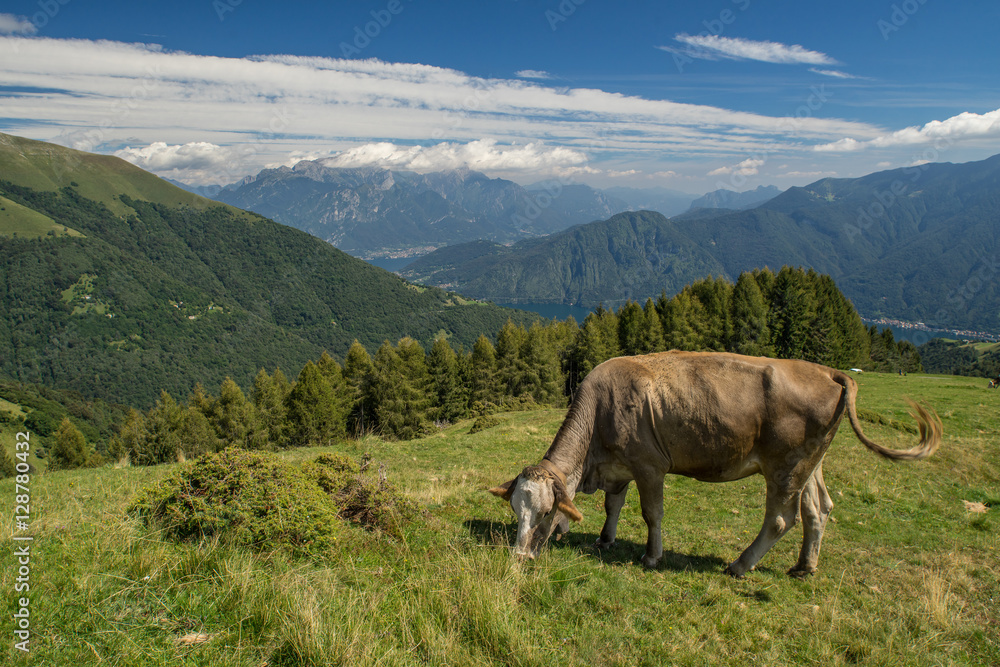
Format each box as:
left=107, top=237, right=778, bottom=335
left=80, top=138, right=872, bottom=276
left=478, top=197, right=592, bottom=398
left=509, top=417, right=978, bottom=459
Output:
left=542, top=440, right=586, bottom=499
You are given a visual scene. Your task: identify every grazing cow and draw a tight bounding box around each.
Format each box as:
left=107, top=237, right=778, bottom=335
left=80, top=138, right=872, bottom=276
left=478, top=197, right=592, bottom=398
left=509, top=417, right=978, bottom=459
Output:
left=489, top=351, right=941, bottom=577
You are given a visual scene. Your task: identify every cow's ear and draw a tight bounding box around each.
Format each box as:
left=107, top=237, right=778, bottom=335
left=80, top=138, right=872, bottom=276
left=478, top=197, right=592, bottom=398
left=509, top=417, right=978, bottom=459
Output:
left=556, top=497, right=583, bottom=522
left=552, top=479, right=583, bottom=522
left=487, top=477, right=518, bottom=501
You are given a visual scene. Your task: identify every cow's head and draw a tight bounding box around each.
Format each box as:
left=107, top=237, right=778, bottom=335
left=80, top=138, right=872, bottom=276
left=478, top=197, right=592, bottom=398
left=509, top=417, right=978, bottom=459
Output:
left=488, top=463, right=582, bottom=560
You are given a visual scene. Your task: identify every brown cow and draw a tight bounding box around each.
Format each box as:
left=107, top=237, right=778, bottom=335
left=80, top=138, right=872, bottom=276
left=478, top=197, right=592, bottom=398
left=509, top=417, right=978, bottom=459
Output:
left=489, top=351, right=941, bottom=577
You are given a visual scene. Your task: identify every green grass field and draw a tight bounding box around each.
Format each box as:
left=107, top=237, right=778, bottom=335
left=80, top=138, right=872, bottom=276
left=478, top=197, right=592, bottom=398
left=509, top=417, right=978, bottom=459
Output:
left=2, top=372, right=997, bottom=665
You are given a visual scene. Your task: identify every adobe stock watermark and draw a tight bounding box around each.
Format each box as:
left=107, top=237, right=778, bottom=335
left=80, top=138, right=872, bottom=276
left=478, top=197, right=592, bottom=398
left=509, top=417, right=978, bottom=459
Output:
left=668, top=0, right=753, bottom=73
left=712, top=83, right=832, bottom=192
left=910, top=251, right=1000, bottom=346
left=339, top=0, right=415, bottom=58
left=545, top=0, right=588, bottom=31
left=844, top=135, right=954, bottom=244
left=11, top=430, right=33, bottom=653
left=877, top=0, right=929, bottom=40
left=212, top=105, right=294, bottom=187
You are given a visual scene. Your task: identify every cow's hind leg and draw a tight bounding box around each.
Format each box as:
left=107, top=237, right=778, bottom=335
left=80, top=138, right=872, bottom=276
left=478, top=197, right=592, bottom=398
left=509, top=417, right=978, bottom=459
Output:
left=596, top=481, right=630, bottom=550
left=788, top=464, right=834, bottom=578
left=725, top=477, right=802, bottom=578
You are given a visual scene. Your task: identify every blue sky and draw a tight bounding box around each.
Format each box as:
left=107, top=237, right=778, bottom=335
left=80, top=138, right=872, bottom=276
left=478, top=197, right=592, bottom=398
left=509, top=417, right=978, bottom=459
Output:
left=1, top=0, right=998, bottom=191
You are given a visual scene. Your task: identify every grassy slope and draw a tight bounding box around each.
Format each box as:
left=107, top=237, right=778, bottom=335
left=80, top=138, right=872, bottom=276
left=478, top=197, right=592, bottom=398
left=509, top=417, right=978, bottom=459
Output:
left=2, top=372, right=997, bottom=666
left=0, top=194, right=84, bottom=238
left=0, top=132, right=227, bottom=217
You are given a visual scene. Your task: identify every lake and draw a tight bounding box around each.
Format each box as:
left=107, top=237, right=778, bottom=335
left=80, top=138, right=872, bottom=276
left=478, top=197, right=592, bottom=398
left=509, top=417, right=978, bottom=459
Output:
left=497, top=302, right=595, bottom=321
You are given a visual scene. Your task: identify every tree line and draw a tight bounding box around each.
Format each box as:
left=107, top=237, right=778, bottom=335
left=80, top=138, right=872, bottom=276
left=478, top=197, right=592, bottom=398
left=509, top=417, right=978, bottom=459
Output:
left=64, top=266, right=919, bottom=468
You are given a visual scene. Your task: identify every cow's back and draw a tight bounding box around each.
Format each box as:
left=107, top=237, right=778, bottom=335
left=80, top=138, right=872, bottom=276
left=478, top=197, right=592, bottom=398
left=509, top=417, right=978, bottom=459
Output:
left=586, top=352, right=846, bottom=482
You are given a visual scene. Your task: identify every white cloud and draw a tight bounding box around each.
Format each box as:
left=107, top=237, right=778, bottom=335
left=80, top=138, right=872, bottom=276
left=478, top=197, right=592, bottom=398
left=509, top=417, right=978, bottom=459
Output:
left=606, top=169, right=640, bottom=178
left=779, top=170, right=836, bottom=178
left=313, top=139, right=588, bottom=174
left=708, top=157, right=765, bottom=176
left=665, top=34, right=837, bottom=65
left=815, top=108, right=1000, bottom=152
left=0, top=13, right=36, bottom=35
left=515, top=69, right=551, bottom=79
left=115, top=141, right=231, bottom=170
left=651, top=170, right=680, bottom=179
left=0, top=36, right=884, bottom=184
left=809, top=68, right=859, bottom=79
left=876, top=161, right=892, bottom=168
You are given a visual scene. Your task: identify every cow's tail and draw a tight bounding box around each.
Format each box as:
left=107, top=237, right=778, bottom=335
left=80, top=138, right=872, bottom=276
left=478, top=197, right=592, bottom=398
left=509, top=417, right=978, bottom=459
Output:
left=833, top=371, right=942, bottom=461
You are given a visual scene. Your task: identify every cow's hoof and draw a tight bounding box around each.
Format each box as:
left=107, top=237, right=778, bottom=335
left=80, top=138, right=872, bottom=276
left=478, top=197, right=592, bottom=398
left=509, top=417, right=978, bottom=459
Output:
left=594, top=539, right=615, bottom=551
left=640, top=555, right=660, bottom=569
left=787, top=566, right=815, bottom=579
left=724, top=564, right=746, bottom=579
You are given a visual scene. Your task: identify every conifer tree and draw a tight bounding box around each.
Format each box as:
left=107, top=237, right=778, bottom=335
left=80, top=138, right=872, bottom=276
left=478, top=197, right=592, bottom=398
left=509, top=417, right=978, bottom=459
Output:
left=109, top=408, right=150, bottom=465
left=252, top=368, right=290, bottom=448
left=469, top=334, right=502, bottom=410
left=521, top=321, right=564, bottom=405
left=51, top=417, right=93, bottom=470
left=369, top=339, right=428, bottom=440
left=730, top=271, right=773, bottom=357
left=496, top=320, right=529, bottom=398
left=285, top=361, right=341, bottom=447
left=427, top=337, right=467, bottom=423
left=211, top=378, right=259, bottom=448
left=344, top=340, right=375, bottom=436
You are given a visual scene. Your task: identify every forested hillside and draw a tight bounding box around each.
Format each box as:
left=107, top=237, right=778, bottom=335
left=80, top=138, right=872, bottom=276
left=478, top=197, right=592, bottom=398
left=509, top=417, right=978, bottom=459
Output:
left=402, top=155, right=1000, bottom=334
left=402, top=210, right=726, bottom=306
left=0, top=174, right=535, bottom=407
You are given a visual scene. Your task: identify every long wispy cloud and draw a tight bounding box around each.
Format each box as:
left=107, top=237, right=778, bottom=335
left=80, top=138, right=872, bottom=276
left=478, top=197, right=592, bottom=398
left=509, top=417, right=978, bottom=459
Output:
left=814, top=108, right=1000, bottom=152
left=0, top=36, right=882, bottom=184
left=662, top=34, right=838, bottom=65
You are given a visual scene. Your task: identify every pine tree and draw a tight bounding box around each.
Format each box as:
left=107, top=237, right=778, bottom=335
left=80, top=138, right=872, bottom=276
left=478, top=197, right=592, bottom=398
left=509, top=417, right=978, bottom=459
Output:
left=252, top=368, right=289, bottom=448
left=521, top=322, right=564, bottom=405
left=51, top=418, right=92, bottom=470
left=495, top=320, right=529, bottom=398
left=344, top=340, right=375, bottom=436
left=369, top=340, right=428, bottom=440
left=109, top=408, right=150, bottom=465
left=617, top=300, right=646, bottom=356
left=285, top=361, right=340, bottom=447
left=211, top=377, right=259, bottom=448
left=730, top=271, right=772, bottom=357
left=468, top=334, right=502, bottom=411
left=427, top=337, right=467, bottom=423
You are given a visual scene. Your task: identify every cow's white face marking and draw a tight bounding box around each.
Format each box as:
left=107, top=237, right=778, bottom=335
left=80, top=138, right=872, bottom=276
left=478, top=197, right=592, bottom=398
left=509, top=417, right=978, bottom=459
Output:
left=510, top=477, right=559, bottom=560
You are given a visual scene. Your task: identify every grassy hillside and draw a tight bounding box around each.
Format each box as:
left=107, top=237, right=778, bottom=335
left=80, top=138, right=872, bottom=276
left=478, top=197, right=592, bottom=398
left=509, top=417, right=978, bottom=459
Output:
left=2, top=372, right=996, bottom=665
left=0, top=132, right=223, bottom=217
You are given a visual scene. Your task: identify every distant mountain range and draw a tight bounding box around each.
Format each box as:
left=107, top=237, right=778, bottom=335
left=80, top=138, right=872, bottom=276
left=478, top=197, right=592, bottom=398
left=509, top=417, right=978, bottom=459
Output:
left=0, top=133, right=536, bottom=407
left=402, top=154, right=1000, bottom=334
left=210, top=162, right=786, bottom=259
left=213, top=162, right=627, bottom=258
left=688, top=184, right=782, bottom=211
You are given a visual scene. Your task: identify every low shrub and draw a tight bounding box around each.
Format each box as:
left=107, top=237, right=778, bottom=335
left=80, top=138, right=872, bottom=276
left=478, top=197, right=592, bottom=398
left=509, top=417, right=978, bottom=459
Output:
left=469, top=415, right=502, bottom=434
left=303, top=452, right=420, bottom=538
left=128, top=448, right=344, bottom=556
left=128, top=449, right=420, bottom=555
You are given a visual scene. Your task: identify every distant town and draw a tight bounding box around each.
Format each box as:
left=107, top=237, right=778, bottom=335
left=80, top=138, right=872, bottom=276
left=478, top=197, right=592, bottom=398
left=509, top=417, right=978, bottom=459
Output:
left=866, top=317, right=999, bottom=344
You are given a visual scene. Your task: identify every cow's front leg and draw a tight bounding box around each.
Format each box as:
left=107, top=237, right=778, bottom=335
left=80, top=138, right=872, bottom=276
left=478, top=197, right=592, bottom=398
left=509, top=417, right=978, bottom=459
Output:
left=596, top=481, right=630, bottom=550
left=634, top=476, right=665, bottom=568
